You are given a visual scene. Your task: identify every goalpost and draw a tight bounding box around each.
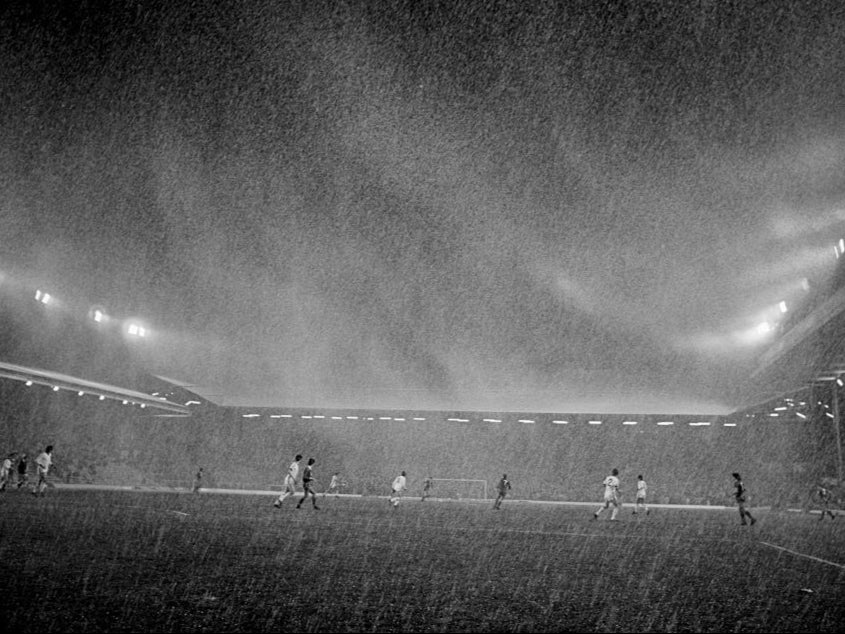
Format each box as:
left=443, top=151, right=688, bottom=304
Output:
left=429, top=478, right=487, bottom=500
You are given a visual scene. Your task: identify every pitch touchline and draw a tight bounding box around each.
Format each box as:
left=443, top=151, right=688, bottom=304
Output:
left=759, top=541, right=845, bottom=570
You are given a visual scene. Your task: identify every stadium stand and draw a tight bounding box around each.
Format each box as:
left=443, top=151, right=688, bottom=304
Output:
left=0, top=257, right=842, bottom=507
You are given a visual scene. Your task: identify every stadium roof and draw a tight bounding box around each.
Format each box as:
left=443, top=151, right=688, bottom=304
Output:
left=737, top=285, right=845, bottom=411
left=0, top=361, right=190, bottom=415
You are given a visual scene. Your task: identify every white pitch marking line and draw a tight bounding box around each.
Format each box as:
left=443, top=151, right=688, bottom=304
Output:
left=759, top=541, right=845, bottom=570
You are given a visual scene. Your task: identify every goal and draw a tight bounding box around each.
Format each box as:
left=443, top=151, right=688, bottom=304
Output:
left=428, top=478, right=487, bottom=500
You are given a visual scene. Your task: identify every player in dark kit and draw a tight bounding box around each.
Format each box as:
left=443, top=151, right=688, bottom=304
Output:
left=16, top=453, right=28, bottom=488
left=493, top=474, right=511, bottom=510
left=421, top=476, right=433, bottom=501
left=732, top=472, right=756, bottom=526
left=192, top=467, right=203, bottom=493
left=816, top=484, right=837, bottom=521
left=296, top=458, right=320, bottom=510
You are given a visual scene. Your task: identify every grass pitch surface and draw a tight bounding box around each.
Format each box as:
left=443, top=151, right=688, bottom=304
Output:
left=0, top=490, right=843, bottom=632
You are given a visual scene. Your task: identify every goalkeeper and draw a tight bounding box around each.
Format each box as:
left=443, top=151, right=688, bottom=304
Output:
left=493, top=474, right=511, bottom=510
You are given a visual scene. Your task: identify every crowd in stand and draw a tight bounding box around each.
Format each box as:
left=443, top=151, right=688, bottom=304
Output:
left=3, top=415, right=832, bottom=508
left=1, top=385, right=839, bottom=507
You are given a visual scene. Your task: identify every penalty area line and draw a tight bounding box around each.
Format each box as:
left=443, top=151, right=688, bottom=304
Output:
left=759, top=541, right=845, bottom=570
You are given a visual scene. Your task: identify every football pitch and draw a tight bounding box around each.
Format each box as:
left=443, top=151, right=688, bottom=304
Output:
left=1, top=489, right=843, bottom=633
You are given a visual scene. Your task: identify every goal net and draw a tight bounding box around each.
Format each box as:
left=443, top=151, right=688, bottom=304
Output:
left=427, top=478, right=487, bottom=500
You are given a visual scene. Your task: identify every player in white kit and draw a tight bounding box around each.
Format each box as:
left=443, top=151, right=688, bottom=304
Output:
left=274, top=454, right=302, bottom=508
left=389, top=471, right=407, bottom=507
left=633, top=474, right=649, bottom=515
left=593, top=468, right=621, bottom=521
left=33, top=445, right=53, bottom=497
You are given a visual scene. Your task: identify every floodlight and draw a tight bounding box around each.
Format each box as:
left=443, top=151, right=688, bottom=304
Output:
left=124, top=319, right=149, bottom=338
left=796, top=412, right=807, bottom=419
left=88, top=305, right=108, bottom=323
left=99, top=395, right=105, bottom=401
left=35, top=289, right=52, bottom=304
left=778, top=301, right=787, bottom=313
left=78, top=391, right=84, bottom=396
left=837, top=377, right=844, bottom=387
left=52, top=386, right=59, bottom=391
left=25, top=381, right=32, bottom=387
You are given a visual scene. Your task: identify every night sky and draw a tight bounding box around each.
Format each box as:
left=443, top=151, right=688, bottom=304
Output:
left=2, top=0, right=844, bottom=413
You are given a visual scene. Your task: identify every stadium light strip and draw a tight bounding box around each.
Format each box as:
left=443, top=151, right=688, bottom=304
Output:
left=331, top=416, right=343, bottom=420
left=723, top=423, right=737, bottom=427
left=413, top=417, right=426, bottom=421
left=379, top=416, right=392, bottom=420
left=301, top=415, right=312, bottom=419
left=483, top=418, right=502, bottom=423
left=552, top=420, right=568, bottom=424
left=346, top=416, right=359, bottom=420
left=657, top=421, right=674, bottom=425
left=796, top=412, right=807, bottom=419
left=622, top=421, right=638, bottom=425
left=689, top=422, right=711, bottom=426
left=394, top=417, right=406, bottom=421
left=1, top=362, right=189, bottom=413
left=588, top=420, right=602, bottom=425
left=518, top=419, right=535, bottom=424
left=447, top=418, right=469, bottom=422
left=313, top=415, right=325, bottom=419
left=242, top=414, right=260, bottom=418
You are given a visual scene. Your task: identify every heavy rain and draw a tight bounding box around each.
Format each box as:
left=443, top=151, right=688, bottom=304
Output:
left=1, top=1, right=844, bottom=632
